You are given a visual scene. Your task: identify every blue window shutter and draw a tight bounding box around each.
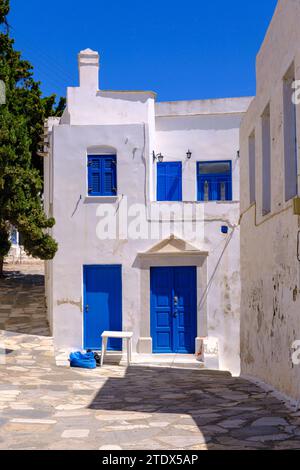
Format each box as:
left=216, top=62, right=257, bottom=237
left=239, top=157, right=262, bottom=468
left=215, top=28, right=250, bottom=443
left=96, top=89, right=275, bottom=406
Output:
left=102, top=156, right=117, bottom=196
left=166, top=162, right=182, bottom=201
left=88, top=156, right=101, bottom=195
left=88, top=155, right=117, bottom=196
left=157, top=164, right=167, bottom=201
left=157, top=162, right=182, bottom=201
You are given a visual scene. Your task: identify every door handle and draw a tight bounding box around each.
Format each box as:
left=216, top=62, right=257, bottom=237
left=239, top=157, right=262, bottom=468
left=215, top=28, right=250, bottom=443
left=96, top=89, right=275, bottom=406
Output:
left=173, top=311, right=178, bottom=318
left=85, top=304, right=89, bottom=313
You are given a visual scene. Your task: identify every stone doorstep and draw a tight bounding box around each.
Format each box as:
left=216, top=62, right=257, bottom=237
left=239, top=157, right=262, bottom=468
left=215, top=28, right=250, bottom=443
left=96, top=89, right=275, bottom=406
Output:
left=55, top=350, right=208, bottom=370
left=134, top=353, right=201, bottom=362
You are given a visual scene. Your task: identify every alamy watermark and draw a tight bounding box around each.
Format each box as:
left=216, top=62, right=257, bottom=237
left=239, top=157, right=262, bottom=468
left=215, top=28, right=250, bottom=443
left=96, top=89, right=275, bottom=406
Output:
left=0, top=80, right=6, bottom=105
left=95, top=197, right=205, bottom=242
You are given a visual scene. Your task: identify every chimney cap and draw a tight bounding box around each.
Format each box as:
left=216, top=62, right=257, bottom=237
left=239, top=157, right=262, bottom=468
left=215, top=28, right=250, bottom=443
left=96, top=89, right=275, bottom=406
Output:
left=78, top=48, right=99, bottom=59
left=78, top=49, right=99, bottom=89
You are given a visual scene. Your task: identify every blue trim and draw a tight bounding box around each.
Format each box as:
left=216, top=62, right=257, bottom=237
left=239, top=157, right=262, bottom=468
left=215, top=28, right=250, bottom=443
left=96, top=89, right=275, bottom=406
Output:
left=10, top=229, right=18, bottom=245
left=87, top=155, right=117, bottom=196
left=150, top=266, right=197, bottom=354
left=197, top=160, right=232, bottom=201
left=221, top=225, right=229, bottom=234
left=83, top=264, right=122, bottom=351
left=157, top=162, right=182, bottom=201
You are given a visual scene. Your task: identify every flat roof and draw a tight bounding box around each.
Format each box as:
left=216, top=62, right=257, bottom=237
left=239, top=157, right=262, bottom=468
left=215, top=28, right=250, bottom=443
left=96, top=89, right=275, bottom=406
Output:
left=99, top=89, right=157, bottom=97
left=155, top=97, right=253, bottom=117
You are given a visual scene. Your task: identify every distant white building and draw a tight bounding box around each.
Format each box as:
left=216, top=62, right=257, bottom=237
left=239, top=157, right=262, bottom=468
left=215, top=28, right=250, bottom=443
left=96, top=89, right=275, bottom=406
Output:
left=5, top=228, right=29, bottom=264
left=44, top=48, right=251, bottom=374
left=240, top=0, right=300, bottom=400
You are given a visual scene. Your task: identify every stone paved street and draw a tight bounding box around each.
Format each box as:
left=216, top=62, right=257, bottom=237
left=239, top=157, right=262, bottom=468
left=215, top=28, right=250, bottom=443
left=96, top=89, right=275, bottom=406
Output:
left=0, top=264, right=300, bottom=450
left=0, top=262, right=49, bottom=336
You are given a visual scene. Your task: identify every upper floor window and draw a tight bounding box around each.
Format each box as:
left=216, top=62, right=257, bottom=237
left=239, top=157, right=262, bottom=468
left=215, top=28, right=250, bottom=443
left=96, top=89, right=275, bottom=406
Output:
left=283, top=63, right=298, bottom=201
left=197, top=161, right=232, bottom=201
left=249, top=132, right=256, bottom=205
left=157, top=162, right=182, bottom=201
left=261, top=105, right=271, bottom=215
left=87, top=154, right=117, bottom=196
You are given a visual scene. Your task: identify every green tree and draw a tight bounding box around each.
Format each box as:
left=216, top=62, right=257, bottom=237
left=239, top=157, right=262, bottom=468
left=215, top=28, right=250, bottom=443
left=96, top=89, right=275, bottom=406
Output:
left=0, top=0, right=63, bottom=274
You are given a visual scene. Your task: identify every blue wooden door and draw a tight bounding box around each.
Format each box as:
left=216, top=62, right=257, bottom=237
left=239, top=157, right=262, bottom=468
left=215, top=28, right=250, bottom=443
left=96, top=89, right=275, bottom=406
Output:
left=157, top=162, right=182, bottom=201
left=150, top=267, right=197, bottom=353
left=83, top=265, right=122, bottom=351
left=150, top=267, right=173, bottom=353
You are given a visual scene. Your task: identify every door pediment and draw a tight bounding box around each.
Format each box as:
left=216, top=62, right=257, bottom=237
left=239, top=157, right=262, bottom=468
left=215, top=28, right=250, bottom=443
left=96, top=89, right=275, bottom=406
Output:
left=140, top=234, right=208, bottom=257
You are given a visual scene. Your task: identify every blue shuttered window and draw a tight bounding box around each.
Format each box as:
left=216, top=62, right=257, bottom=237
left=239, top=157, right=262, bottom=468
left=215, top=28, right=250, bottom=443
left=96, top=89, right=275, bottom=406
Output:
left=157, top=162, right=182, bottom=201
left=87, top=155, right=117, bottom=196
left=197, top=161, right=232, bottom=201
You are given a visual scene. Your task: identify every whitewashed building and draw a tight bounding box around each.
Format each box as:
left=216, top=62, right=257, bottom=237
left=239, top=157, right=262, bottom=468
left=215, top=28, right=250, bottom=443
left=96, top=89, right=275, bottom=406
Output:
left=240, top=0, right=300, bottom=400
left=5, top=228, right=33, bottom=264
left=44, top=48, right=251, bottom=375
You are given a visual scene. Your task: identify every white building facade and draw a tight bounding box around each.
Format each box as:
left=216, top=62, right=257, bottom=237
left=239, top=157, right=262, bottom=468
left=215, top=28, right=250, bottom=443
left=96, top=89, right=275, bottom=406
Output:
left=240, top=0, right=300, bottom=400
left=44, top=48, right=251, bottom=375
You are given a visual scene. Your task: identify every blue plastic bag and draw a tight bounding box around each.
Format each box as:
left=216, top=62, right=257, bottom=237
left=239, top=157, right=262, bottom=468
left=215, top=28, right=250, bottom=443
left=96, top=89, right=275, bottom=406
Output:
left=69, top=351, right=96, bottom=369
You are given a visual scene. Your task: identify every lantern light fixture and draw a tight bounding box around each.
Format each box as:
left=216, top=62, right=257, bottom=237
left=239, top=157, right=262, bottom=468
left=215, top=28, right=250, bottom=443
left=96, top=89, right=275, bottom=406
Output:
left=153, top=151, right=164, bottom=163
left=186, top=149, right=192, bottom=160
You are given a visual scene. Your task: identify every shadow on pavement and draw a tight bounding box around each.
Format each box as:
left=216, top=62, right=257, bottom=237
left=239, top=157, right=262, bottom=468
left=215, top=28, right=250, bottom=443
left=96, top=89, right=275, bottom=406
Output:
left=87, top=364, right=292, bottom=450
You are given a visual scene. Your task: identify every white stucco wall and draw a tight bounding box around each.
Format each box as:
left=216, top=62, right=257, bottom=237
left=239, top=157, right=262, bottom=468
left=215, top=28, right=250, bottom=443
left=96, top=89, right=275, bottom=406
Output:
left=45, top=49, right=251, bottom=376
left=240, top=0, right=300, bottom=399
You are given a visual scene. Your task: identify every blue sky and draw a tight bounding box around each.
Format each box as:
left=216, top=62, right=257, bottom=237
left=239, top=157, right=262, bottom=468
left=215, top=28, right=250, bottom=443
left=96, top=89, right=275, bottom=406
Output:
left=8, top=0, right=278, bottom=102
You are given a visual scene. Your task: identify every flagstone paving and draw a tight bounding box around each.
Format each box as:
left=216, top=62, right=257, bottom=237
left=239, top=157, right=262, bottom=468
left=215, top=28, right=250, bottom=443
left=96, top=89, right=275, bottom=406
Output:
left=0, top=263, right=49, bottom=336
left=0, top=263, right=300, bottom=450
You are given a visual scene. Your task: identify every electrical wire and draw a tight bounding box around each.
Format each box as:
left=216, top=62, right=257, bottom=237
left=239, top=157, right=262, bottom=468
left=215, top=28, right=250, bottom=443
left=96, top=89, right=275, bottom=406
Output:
left=197, top=226, right=236, bottom=313
left=8, top=24, right=74, bottom=93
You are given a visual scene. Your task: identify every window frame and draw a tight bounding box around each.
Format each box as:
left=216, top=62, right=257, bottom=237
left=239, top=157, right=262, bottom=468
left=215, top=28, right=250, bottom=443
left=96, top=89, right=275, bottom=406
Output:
left=248, top=131, right=256, bottom=205
left=261, top=104, right=271, bottom=216
left=283, top=63, right=298, bottom=202
left=197, top=160, right=233, bottom=202
left=87, top=154, right=117, bottom=197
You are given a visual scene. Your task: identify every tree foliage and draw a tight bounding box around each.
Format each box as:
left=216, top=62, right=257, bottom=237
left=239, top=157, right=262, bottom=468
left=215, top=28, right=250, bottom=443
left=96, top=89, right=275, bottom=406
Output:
left=0, top=0, right=63, bottom=272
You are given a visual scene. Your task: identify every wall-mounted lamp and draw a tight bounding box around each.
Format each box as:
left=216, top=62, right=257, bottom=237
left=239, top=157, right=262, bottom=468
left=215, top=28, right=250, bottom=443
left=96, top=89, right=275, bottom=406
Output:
left=153, top=151, right=164, bottom=163
left=237, top=150, right=240, bottom=159
left=186, top=149, right=192, bottom=160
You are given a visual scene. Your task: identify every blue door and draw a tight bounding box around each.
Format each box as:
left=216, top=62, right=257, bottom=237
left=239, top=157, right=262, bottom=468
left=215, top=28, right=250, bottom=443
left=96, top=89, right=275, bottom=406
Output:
left=83, top=265, right=122, bottom=351
left=150, top=267, right=197, bottom=353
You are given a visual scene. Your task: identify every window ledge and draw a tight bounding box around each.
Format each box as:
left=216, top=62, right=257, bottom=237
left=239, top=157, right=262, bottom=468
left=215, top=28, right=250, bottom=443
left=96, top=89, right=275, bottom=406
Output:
left=84, top=196, right=119, bottom=204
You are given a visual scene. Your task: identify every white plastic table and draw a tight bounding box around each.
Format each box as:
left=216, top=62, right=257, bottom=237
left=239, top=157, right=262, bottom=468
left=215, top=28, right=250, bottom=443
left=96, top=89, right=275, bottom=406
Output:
left=100, top=331, right=133, bottom=367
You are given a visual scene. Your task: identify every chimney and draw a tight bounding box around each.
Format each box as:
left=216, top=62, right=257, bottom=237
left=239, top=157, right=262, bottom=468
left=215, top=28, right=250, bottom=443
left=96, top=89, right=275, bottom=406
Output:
left=78, top=49, right=99, bottom=91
